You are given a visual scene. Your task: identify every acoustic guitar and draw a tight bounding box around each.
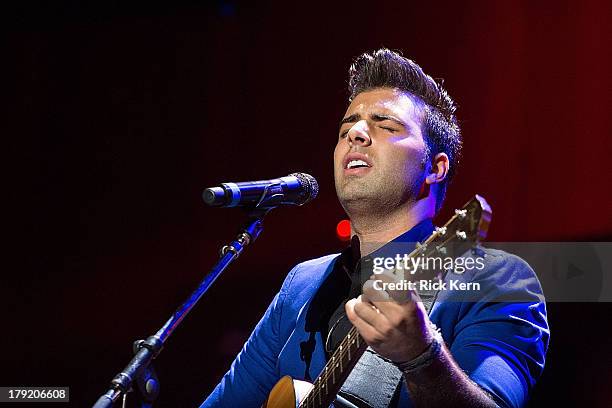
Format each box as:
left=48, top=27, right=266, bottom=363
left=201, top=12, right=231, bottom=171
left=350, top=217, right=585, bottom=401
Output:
left=262, top=195, right=492, bottom=408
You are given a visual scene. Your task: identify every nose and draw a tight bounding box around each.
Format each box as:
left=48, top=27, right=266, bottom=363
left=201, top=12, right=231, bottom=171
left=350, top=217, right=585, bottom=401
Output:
left=347, top=120, right=371, bottom=147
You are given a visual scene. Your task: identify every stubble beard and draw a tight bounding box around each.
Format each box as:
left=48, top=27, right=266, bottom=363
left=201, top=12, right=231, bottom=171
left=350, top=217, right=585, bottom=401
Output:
left=335, top=170, right=421, bottom=220
left=334, top=158, right=431, bottom=251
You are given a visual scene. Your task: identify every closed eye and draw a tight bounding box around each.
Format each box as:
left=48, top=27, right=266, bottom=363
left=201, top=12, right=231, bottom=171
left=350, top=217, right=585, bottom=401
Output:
left=380, top=126, right=397, bottom=132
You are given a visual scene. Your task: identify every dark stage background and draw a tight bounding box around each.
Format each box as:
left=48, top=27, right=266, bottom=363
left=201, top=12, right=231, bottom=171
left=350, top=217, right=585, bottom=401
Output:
left=4, top=1, right=611, bottom=407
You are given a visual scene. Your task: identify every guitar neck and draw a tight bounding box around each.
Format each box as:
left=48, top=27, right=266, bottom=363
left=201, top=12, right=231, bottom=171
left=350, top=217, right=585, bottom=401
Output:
left=299, top=326, right=367, bottom=408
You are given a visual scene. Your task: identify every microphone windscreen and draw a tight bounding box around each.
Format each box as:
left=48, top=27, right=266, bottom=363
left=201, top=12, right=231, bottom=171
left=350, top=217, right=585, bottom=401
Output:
left=290, top=172, right=319, bottom=205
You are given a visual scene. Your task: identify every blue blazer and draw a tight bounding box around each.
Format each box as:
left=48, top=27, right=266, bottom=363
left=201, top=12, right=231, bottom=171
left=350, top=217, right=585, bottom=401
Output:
left=201, top=237, right=549, bottom=408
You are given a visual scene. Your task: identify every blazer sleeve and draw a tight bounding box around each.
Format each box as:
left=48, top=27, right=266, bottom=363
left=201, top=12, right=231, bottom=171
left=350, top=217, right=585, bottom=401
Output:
left=200, top=265, right=300, bottom=408
left=448, top=251, right=550, bottom=408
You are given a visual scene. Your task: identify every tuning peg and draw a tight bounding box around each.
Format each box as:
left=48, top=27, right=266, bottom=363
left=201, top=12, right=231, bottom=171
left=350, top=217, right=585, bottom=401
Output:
left=455, top=209, right=467, bottom=219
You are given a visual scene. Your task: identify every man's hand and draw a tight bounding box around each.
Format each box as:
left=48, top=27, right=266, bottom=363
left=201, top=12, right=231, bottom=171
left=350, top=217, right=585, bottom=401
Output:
left=345, top=272, right=434, bottom=363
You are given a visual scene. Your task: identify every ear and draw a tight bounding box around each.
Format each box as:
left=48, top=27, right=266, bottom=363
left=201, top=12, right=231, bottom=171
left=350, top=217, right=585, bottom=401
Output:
left=425, top=153, right=449, bottom=185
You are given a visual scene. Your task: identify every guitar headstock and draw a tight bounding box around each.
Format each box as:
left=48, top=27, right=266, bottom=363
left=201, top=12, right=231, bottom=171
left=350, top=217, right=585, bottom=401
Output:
left=444, top=194, right=491, bottom=242
left=379, top=194, right=492, bottom=284
left=417, top=194, right=492, bottom=259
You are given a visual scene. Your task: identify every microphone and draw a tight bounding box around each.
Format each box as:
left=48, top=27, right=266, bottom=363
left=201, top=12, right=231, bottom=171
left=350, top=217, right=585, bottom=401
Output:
left=203, top=173, right=319, bottom=208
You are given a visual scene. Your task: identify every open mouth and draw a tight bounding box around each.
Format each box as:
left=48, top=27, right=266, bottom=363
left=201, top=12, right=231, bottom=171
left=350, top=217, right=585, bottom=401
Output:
left=343, top=153, right=373, bottom=171
left=346, top=159, right=370, bottom=169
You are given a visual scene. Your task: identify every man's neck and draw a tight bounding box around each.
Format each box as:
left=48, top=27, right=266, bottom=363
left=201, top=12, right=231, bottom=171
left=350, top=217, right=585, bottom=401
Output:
left=349, top=199, right=434, bottom=256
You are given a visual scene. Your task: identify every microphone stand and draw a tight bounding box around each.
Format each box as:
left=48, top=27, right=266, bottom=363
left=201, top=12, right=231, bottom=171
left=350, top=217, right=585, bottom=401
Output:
left=92, top=206, right=271, bottom=408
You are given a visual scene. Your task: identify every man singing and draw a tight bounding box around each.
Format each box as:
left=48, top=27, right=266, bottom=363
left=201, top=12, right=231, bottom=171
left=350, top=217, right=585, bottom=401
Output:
left=201, top=49, right=549, bottom=407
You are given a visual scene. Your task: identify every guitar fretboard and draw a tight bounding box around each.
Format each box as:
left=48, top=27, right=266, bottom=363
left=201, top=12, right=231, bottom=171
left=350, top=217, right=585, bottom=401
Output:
left=299, top=326, right=366, bottom=408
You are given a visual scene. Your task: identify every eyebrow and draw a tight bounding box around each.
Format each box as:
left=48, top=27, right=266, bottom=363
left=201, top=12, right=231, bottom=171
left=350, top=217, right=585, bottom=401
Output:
left=339, top=113, right=361, bottom=127
left=339, top=113, right=406, bottom=127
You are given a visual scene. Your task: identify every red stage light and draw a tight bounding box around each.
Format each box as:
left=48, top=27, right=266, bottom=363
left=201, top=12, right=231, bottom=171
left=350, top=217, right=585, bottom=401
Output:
left=336, top=219, right=351, bottom=241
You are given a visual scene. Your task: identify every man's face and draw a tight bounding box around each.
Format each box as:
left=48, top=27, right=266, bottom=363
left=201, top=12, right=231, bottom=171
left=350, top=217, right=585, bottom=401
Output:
left=334, top=87, right=429, bottom=214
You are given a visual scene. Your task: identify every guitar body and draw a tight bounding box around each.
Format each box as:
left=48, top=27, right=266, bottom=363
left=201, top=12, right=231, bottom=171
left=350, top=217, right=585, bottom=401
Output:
left=262, top=376, right=296, bottom=408
left=263, top=376, right=315, bottom=408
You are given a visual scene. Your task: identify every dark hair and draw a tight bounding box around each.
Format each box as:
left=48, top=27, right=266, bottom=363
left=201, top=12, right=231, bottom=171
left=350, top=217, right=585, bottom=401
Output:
left=348, top=48, right=462, bottom=212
